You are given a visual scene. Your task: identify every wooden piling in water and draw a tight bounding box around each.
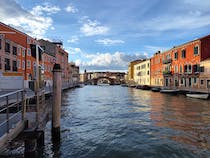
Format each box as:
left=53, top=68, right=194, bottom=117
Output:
left=52, top=64, right=62, bottom=141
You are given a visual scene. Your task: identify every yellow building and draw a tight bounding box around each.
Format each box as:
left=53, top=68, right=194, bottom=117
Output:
left=128, top=60, right=143, bottom=83
left=133, top=59, right=151, bottom=86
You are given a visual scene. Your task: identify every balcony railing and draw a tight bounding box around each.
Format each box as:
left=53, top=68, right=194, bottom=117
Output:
left=163, top=71, right=172, bottom=75
left=162, top=58, right=172, bottom=64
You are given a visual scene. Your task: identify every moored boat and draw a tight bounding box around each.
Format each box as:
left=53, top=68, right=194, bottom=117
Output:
left=186, top=93, right=209, bottom=99
left=121, top=84, right=128, bottom=87
left=151, top=87, right=161, bottom=92
left=160, top=89, right=179, bottom=94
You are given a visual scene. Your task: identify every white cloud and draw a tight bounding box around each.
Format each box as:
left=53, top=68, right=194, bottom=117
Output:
left=31, top=3, right=60, bottom=16
left=67, top=36, right=79, bottom=43
left=66, top=47, right=82, bottom=54
left=76, top=51, right=147, bottom=71
left=0, top=0, right=59, bottom=38
left=80, top=17, right=109, bottom=36
left=65, top=4, right=78, bottom=13
left=95, top=38, right=124, bottom=45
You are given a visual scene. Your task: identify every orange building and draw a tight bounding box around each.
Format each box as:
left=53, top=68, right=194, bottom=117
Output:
left=42, top=52, right=56, bottom=86
left=38, top=39, right=69, bottom=84
left=0, top=22, right=41, bottom=89
left=150, top=51, right=163, bottom=87
left=161, top=35, right=210, bottom=93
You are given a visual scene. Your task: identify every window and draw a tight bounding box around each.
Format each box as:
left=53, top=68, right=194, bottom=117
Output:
left=175, top=65, right=178, bottom=73
left=194, top=46, right=199, bottom=55
left=174, top=51, right=178, bottom=60
left=193, top=64, right=200, bottom=73
left=147, top=63, right=150, bottom=68
left=189, top=65, right=192, bottom=73
left=12, top=60, right=17, bottom=71
left=5, top=58, right=10, bottom=70
left=13, top=46, right=17, bottom=55
left=184, top=65, right=187, bottom=72
left=200, top=66, right=204, bottom=72
left=180, top=78, right=184, bottom=84
left=27, top=37, right=30, bottom=44
left=147, top=71, right=149, bottom=75
left=200, top=79, right=204, bottom=85
left=27, top=48, right=31, bottom=56
left=5, top=42, right=10, bottom=53
left=194, top=78, right=197, bottom=84
left=180, top=65, right=182, bottom=73
left=17, top=60, right=21, bottom=69
left=22, top=49, right=25, bottom=57
left=181, top=49, right=186, bottom=58
left=22, top=61, right=25, bottom=70
left=27, top=60, right=31, bottom=69
left=18, top=47, right=21, bottom=55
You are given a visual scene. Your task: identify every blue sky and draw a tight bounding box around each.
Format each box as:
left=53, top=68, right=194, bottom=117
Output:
left=1, top=0, right=210, bottom=72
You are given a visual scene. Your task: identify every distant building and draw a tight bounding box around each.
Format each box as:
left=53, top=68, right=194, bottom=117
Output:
left=128, top=59, right=144, bottom=83
left=38, top=39, right=69, bottom=84
left=150, top=51, right=164, bottom=87
left=133, top=59, right=151, bottom=86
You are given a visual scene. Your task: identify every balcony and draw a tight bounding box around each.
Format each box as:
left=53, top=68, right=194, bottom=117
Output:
left=162, top=58, right=172, bottom=64
left=163, top=70, right=172, bottom=76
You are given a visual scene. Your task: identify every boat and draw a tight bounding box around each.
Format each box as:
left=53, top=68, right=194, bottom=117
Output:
left=129, top=84, right=136, bottom=88
left=160, top=89, right=179, bottom=94
left=151, top=87, right=161, bottom=92
left=141, top=85, right=151, bottom=90
left=186, top=93, right=209, bottom=99
left=135, top=85, right=142, bottom=89
left=121, top=84, right=128, bottom=87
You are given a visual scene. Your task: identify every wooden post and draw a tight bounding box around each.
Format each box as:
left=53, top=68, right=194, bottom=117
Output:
left=24, top=139, right=37, bottom=158
left=52, top=64, right=62, bottom=141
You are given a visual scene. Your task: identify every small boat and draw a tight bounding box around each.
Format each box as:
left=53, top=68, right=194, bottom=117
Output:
left=186, top=93, right=209, bottom=99
left=141, top=85, right=151, bottom=90
left=151, top=87, right=161, bottom=92
left=129, top=84, right=136, bottom=88
left=160, top=89, right=179, bottom=94
left=135, top=85, right=142, bottom=89
left=121, top=84, right=128, bottom=87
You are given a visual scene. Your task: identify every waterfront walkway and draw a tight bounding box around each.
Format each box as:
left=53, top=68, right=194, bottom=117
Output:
left=0, top=83, right=79, bottom=154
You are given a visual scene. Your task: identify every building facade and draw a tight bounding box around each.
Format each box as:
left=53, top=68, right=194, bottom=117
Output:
left=161, top=35, right=210, bottom=92
left=150, top=51, right=164, bottom=87
left=133, top=59, right=151, bottom=85
left=0, top=22, right=42, bottom=89
left=128, top=60, right=144, bottom=83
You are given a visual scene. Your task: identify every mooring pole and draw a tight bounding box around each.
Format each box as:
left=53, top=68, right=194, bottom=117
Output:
left=52, top=64, right=62, bottom=141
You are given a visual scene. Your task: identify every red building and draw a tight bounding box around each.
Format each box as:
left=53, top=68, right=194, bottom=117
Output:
left=162, top=35, right=210, bottom=92
left=0, top=22, right=41, bottom=89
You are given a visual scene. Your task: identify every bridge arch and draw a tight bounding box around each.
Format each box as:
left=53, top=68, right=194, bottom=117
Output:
left=91, top=77, right=115, bottom=85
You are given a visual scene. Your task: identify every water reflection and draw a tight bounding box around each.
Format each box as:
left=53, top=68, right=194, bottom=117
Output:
left=42, top=86, right=210, bottom=158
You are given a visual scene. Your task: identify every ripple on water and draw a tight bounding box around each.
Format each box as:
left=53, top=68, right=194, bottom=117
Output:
left=42, top=86, right=210, bottom=158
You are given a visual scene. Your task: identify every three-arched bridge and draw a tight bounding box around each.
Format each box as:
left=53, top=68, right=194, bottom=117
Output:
left=87, top=77, right=122, bottom=85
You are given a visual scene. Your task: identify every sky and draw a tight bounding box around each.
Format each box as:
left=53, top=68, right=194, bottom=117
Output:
left=0, top=0, right=210, bottom=72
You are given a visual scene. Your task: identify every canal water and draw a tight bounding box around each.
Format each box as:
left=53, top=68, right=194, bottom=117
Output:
left=43, top=85, right=210, bottom=158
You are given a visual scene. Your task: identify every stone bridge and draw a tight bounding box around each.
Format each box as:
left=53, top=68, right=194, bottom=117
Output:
left=88, top=77, right=123, bottom=85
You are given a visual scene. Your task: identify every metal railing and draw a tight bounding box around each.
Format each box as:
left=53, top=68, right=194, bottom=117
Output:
left=0, top=89, right=25, bottom=138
